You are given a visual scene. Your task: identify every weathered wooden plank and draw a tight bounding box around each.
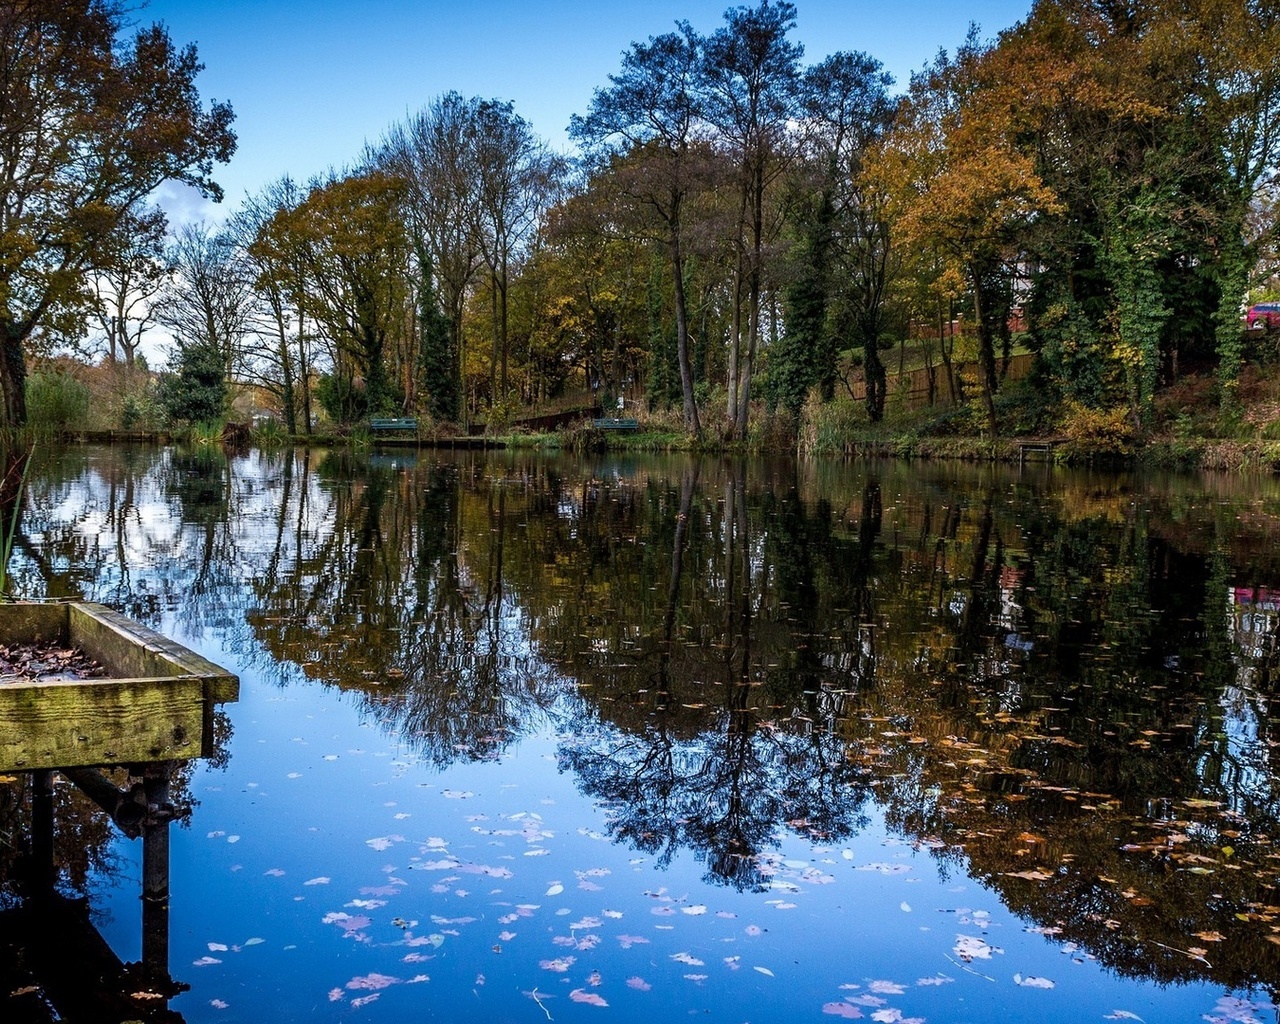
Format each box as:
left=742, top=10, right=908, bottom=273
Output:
left=0, top=677, right=205, bottom=771
left=67, top=602, right=239, bottom=704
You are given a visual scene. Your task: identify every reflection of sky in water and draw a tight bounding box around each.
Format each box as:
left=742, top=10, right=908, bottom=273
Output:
left=9, top=447, right=1280, bottom=1023
left=98, top=681, right=1242, bottom=1024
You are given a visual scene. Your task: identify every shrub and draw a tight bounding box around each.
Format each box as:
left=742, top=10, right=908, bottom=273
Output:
left=1059, top=401, right=1137, bottom=460
left=799, top=396, right=864, bottom=455
left=26, top=371, right=91, bottom=430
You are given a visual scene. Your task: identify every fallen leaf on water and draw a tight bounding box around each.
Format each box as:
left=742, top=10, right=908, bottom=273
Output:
left=822, top=1002, right=864, bottom=1019
left=953, top=935, right=1003, bottom=962
left=570, top=988, right=608, bottom=1006
left=626, top=976, right=651, bottom=991
left=1103, top=1012, right=1144, bottom=1022
left=869, top=981, right=905, bottom=995
left=1013, top=974, right=1055, bottom=989
left=346, top=973, right=399, bottom=991
left=671, top=952, right=704, bottom=966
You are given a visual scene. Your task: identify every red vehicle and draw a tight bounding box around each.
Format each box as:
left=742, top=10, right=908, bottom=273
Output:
left=1246, top=302, right=1280, bottom=330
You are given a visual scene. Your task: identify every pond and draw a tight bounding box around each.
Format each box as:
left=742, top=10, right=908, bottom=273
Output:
left=2, top=444, right=1279, bottom=1024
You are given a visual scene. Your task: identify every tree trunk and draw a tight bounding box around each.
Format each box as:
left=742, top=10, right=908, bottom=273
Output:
left=671, top=234, right=701, bottom=436
left=0, top=329, right=28, bottom=429
left=969, top=272, right=999, bottom=434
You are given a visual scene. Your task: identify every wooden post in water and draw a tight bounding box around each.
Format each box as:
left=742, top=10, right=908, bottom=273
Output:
left=30, top=769, right=54, bottom=888
left=140, top=765, right=172, bottom=972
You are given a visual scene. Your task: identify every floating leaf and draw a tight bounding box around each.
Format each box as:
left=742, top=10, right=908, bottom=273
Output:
left=1013, top=974, right=1055, bottom=989
left=570, top=989, right=608, bottom=1006
left=626, top=976, right=652, bottom=991
left=953, top=935, right=1003, bottom=962
left=869, top=981, right=905, bottom=995
left=346, top=973, right=399, bottom=991
left=822, top=1003, right=864, bottom=1019
left=754, top=966, right=775, bottom=977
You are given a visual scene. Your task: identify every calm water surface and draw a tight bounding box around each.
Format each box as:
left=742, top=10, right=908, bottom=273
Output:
left=2, top=444, right=1279, bottom=1023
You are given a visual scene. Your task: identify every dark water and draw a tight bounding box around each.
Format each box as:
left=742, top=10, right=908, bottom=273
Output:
left=2, top=444, right=1279, bottom=1023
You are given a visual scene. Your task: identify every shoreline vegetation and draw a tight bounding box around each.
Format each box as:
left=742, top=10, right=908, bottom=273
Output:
left=39, top=362, right=1280, bottom=474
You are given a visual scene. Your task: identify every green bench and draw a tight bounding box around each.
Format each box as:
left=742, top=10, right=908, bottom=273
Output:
left=369, top=418, right=418, bottom=434
left=592, top=417, right=639, bottom=431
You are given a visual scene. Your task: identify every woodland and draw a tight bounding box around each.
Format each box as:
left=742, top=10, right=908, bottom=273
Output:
left=4, top=0, right=1280, bottom=458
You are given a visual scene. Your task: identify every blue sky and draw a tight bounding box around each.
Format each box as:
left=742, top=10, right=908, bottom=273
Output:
left=143, top=0, right=1032, bottom=221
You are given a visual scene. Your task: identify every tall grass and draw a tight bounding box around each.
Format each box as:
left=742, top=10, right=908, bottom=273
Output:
left=0, top=446, right=33, bottom=598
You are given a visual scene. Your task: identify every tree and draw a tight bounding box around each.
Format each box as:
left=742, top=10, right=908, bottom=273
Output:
left=571, top=23, right=709, bottom=434
left=777, top=50, right=895, bottom=420
left=381, top=93, right=484, bottom=425
left=237, top=177, right=311, bottom=434
left=286, top=170, right=411, bottom=422
left=158, top=338, right=226, bottom=425
left=874, top=29, right=1059, bottom=433
left=89, top=207, right=169, bottom=368
left=701, top=0, right=803, bottom=437
left=471, top=100, right=560, bottom=407
left=156, top=222, right=254, bottom=386
left=0, top=0, right=235, bottom=426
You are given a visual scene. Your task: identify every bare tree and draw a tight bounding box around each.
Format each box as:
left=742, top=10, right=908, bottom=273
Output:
left=90, top=207, right=170, bottom=368
left=156, top=222, right=254, bottom=384
left=380, top=94, right=484, bottom=424
left=235, top=177, right=312, bottom=433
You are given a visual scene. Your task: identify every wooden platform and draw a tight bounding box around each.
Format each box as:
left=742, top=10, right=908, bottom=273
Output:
left=1016, top=437, right=1065, bottom=464
left=0, top=602, right=238, bottom=772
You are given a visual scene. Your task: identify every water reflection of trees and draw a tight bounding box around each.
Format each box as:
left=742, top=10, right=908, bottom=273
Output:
left=15, top=447, right=1280, bottom=992
left=551, top=461, right=882, bottom=889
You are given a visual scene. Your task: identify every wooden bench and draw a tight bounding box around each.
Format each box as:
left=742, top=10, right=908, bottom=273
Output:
left=592, top=417, right=639, bottom=431
left=369, top=418, right=418, bottom=434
